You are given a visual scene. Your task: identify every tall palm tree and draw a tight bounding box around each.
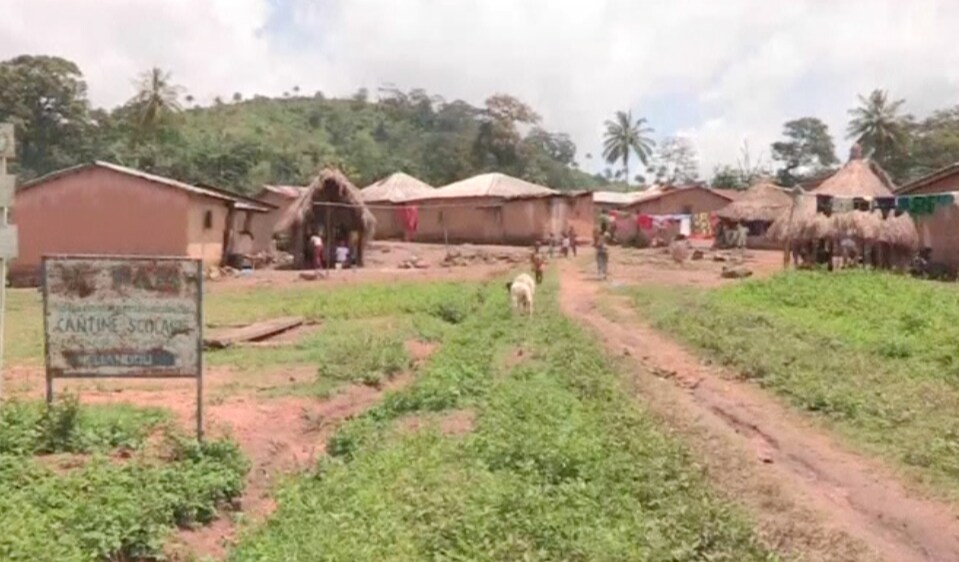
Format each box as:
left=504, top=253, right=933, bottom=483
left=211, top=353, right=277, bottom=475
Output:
left=132, top=67, right=183, bottom=128
left=602, top=110, right=654, bottom=185
left=847, top=89, right=908, bottom=165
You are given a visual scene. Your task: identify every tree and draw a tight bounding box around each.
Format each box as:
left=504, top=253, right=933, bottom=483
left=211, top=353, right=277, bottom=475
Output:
left=0, top=55, right=93, bottom=178
left=232, top=92, right=242, bottom=103
left=904, top=105, right=959, bottom=181
left=847, top=89, right=910, bottom=170
left=771, top=117, right=838, bottom=186
left=473, top=94, right=541, bottom=172
left=602, top=110, right=654, bottom=185
left=185, top=94, right=195, bottom=106
left=131, top=67, right=183, bottom=129
left=737, top=140, right=769, bottom=186
left=710, top=165, right=745, bottom=190
left=647, top=136, right=698, bottom=185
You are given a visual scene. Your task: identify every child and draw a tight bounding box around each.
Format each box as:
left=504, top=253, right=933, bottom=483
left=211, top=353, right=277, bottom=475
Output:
left=561, top=232, right=570, bottom=258
left=594, top=230, right=609, bottom=280
left=335, top=240, right=350, bottom=269
left=547, top=232, right=556, bottom=259
left=530, top=249, right=545, bottom=285
left=569, top=227, right=578, bottom=257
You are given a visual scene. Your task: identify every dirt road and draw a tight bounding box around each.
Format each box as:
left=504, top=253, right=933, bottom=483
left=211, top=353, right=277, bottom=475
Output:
left=560, top=258, right=959, bottom=562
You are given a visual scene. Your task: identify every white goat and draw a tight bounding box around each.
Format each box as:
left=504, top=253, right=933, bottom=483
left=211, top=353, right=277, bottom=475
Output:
left=506, top=273, right=536, bottom=317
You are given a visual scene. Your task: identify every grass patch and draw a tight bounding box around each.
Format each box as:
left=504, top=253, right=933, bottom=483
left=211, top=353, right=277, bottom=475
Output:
left=228, top=278, right=775, bottom=561
left=627, top=270, right=959, bottom=496
left=0, top=398, right=248, bottom=561
left=207, top=281, right=485, bottom=396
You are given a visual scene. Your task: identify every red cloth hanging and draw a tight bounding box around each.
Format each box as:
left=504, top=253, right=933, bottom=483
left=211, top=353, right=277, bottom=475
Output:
left=636, top=214, right=654, bottom=230
left=396, top=205, right=419, bottom=240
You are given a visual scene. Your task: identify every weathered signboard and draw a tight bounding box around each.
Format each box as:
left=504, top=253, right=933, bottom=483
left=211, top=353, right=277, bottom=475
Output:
left=42, top=255, right=204, bottom=437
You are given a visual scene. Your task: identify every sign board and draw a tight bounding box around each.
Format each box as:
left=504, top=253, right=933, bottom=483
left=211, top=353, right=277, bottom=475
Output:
left=0, top=124, right=12, bottom=159
left=43, top=256, right=202, bottom=378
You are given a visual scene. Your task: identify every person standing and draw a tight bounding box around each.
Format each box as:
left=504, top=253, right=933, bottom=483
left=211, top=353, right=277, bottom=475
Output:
left=530, top=247, right=545, bottom=285
left=547, top=232, right=557, bottom=259
left=569, top=227, right=578, bottom=257
left=594, top=231, right=609, bottom=280
left=561, top=232, right=571, bottom=258
left=310, top=232, right=324, bottom=270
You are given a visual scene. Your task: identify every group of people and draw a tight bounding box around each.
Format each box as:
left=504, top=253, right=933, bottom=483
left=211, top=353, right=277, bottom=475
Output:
left=529, top=226, right=609, bottom=282
left=309, top=231, right=353, bottom=271
left=542, top=228, right=579, bottom=259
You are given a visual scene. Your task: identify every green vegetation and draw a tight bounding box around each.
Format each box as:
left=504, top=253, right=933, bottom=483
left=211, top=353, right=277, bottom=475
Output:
left=1, top=55, right=605, bottom=190
left=229, top=279, right=775, bottom=561
left=207, top=281, right=486, bottom=396
left=0, top=397, right=248, bottom=561
left=628, top=271, right=959, bottom=495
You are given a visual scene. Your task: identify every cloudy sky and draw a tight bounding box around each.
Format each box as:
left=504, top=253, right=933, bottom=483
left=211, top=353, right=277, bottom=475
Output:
left=2, top=0, right=958, bottom=178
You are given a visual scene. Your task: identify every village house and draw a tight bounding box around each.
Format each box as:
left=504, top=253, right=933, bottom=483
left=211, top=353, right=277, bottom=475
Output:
left=361, top=172, right=435, bottom=239
left=715, top=179, right=793, bottom=249
left=404, top=173, right=593, bottom=245
left=11, top=161, right=272, bottom=285
left=896, top=162, right=959, bottom=272
left=247, top=184, right=306, bottom=254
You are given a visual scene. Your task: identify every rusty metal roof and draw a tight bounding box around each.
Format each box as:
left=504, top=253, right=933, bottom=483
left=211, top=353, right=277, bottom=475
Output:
left=19, top=161, right=273, bottom=210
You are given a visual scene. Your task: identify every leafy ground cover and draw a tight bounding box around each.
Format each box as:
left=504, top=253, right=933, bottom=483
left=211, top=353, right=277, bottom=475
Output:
left=228, top=278, right=776, bottom=561
left=627, top=270, right=959, bottom=496
left=207, top=281, right=486, bottom=396
left=0, top=396, right=248, bottom=561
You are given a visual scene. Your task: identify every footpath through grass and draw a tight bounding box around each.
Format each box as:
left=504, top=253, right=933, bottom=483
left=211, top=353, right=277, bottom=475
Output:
left=0, top=397, right=248, bottom=561
left=628, top=270, right=959, bottom=496
left=229, top=278, right=776, bottom=561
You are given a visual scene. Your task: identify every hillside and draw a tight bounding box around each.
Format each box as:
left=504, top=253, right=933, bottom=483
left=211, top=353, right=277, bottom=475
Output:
left=0, top=55, right=605, bottom=195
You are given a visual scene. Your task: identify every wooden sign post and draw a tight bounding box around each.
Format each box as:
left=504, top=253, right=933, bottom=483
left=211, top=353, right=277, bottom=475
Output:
left=0, top=123, right=17, bottom=398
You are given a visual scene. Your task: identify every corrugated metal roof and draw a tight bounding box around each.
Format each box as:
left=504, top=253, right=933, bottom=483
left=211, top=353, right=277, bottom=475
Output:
left=412, top=173, right=556, bottom=200
left=260, top=184, right=307, bottom=199
left=361, top=172, right=435, bottom=203
left=592, top=191, right=646, bottom=205
left=19, top=161, right=271, bottom=209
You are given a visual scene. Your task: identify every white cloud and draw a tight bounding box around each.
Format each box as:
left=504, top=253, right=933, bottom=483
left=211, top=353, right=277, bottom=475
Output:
left=2, top=0, right=959, bottom=180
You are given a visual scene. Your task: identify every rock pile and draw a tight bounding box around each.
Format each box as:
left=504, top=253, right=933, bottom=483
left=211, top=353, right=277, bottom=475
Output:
left=440, top=248, right=525, bottom=268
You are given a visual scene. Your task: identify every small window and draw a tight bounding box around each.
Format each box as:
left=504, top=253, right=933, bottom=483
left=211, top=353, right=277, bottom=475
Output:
left=203, top=210, right=213, bottom=230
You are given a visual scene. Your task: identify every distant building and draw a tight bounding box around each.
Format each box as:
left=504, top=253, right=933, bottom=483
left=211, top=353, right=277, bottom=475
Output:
left=405, top=173, right=593, bottom=245
left=898, top=163, right=959, bottom=273
left=249, top=184, right=307, bottom=253
left=12, top=161, right=271, bottom=285
left=361, top=172, right=435, bottom=239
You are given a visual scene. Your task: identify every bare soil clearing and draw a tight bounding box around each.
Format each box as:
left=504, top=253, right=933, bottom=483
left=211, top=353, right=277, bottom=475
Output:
left=561, top=254, right=959, bottom=562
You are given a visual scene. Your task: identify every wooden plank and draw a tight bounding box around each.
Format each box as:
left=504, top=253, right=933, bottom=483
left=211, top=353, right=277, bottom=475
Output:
left=204, top=316, right=303, bottom=349
left=0, top=225, right=16, bottom=259
left=0, top=174, right=12, bottom=207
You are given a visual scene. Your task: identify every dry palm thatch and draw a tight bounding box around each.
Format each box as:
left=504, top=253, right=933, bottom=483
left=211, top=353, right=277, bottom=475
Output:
left=767, top=156, right=918, bottom=252
left=715, top=178, right=792, bottom=223
left=276, top=168, right=377, bottom=267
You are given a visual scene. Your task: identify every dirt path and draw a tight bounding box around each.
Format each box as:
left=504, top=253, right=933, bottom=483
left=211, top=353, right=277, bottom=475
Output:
left=560, top=261, right=959, bottom=562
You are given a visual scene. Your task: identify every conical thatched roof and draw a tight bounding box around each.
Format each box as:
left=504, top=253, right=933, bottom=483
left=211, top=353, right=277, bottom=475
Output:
left=361, top=172, right=435, bottom=203
left=715, top=179, right=791, bottom=223
left=767, top=156, right=918, bottom=250
left=275, top=168, right=376, bottom=236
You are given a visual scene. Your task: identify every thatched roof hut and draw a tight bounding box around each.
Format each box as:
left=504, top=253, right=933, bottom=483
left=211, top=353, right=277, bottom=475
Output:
left=716, top=179, right=791, bottom=223
left=276, top=168, right=376, bottom=268
left=767, top=148, right=918, bottom=267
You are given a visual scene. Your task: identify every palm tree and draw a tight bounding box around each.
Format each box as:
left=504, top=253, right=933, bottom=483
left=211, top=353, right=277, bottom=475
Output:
left=602, top=110, right=655, bottom=185
left=847, top=89, right=908, bottom=165
left=132, top=67, right=183, bottom=128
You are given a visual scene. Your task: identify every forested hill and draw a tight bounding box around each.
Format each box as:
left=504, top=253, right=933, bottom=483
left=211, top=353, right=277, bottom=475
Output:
left=0, top=56, right=606, bottom=194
